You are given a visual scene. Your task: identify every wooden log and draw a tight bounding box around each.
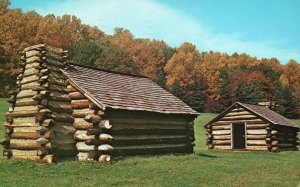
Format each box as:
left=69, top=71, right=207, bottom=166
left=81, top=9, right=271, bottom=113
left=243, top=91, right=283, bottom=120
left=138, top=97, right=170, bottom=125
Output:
left=73, top=118, right=93, bottom=129
left=43, top=130, right=55, bottom=139
left=214, top=119, right=265, bottom=125
left=213, top=135, right=231, bottom=140
left=8, top=149, right=38, bottom=156
left=212, top=140, right=231, bottom=145
left=74, top=130, right=96, bottom=141
left=87, top=128, right=102, bottom=135
left=11, top=132, right=40, bottom=139
left=35, top=137, right=49, bottom=145
left=212, top=145, right=232, bottom=150
left=10, top=117, right=39, bottom=127
left=71, top=100, right=92, bottom=109
left=10, top=139, right=42, bottom=149
left=23, top=68, right=39, bottom=77
left=212, top=130, right=231, bottom=135
left=66, top=85, right=77, bottom=93
left=98, top=120, right=112, bottom=129
left=276, top=143, right=296, bottom=148
left=15, top=98, right=38, bottom=107
left=221, top=115, right=257, bottom=121
left=13, top=126, right=41, bottom=133
left=6, top=110, right=37, bottom=118
left=48, top=93, right=71, bottom=102
left=48, top=101, right=73, bottom=113
left=207, top=144, right=214, bottom=149
left=41, top=154, right=54, bottom=164
left=225, top=111, right=251, bottom=117
left=16, top=90, right=37, bottom=99
left=212, top=125, right=231, bottom=130
left=99, top=134, right=113, bottom=142
left=37, top=148, right=48, bottom=156
left=98, top=155, right=111, bottom=163
left=69, top=92, right=85, bottom=100
left=20, top=75, right=39, bottom=84
left=72, top=109, right=95, bottom=118
left=36, top=126, right=49, bottom=134
left=247, top=129, right=267, bottom=135
left=271, top=146, right=279, bottom=152
left=76, top=142, right=95, bottom=152
left=246, top=135, right=267, bottom=140
left=247, top=140, right=267, bottom=146
left=13, top=155, right=41, bottom=161
left=32, top=94, right=43, bottom=101
left=77, top=152, right=95, bottom=161
left=98, top=144, right=114, bottom=152
left=42, top=119, right=55, bottom=127
left=246, top=146, right=268, bottom=151
left=0, top=138, right=10, bottom=146
left=84, top=114, right=101, bottom=124
left=51, top=112, right=74, bottom=123
left=246, top=124, right=268, bottom=129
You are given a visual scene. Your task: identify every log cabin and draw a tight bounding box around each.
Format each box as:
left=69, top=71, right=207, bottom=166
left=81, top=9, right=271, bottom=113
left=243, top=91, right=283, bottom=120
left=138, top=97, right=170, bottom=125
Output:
left=204, top=102, right=299, bottom=152
left=1, top=44, right=198, bottom=163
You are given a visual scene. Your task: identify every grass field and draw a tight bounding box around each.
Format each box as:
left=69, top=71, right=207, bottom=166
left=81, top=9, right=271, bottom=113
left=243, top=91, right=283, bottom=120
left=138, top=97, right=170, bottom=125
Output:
left=0, top=98, right=299, bottom=187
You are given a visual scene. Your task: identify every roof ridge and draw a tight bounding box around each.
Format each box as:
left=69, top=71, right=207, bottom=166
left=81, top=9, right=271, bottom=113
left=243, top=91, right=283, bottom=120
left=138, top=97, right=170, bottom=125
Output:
left=68, top=62, right=148, bottom=78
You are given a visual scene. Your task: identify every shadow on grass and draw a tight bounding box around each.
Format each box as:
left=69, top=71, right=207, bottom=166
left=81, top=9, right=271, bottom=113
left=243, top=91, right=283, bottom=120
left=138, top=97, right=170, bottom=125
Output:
left=196, top=153, right=218, bottom=158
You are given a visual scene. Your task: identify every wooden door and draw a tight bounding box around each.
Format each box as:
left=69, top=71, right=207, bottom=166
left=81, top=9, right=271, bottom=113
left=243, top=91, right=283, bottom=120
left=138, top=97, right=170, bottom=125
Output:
left=232, top=123, right=246, bottom=149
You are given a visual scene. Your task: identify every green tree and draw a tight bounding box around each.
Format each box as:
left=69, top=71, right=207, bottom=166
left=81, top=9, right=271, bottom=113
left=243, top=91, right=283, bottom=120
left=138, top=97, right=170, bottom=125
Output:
left=171, top=80, right=185, bottom=101
left=156, top=71, right=167, bottom=89
left=245, top=80, right=264, bottom=104
left=282, top=85, right=297, bottom=118
left=219, top=69, right=232, bottom=110
left=70, top=41, right=102, bottom=66
left=94, top=40, right=138, bottom=74
left=186, top=76, right=206, bottom=112
left=274, top=84, right=285, bottom=114
left=232, top=80, right=246, bottom=103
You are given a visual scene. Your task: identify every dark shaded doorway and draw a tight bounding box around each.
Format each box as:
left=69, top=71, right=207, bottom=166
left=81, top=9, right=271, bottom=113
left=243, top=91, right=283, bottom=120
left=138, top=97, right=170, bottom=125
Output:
left=232, top=123, right=246, bottom=149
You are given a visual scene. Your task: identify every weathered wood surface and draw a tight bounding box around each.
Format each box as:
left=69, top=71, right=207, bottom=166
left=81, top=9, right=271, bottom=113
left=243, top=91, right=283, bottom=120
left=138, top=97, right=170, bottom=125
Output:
left=72, top=109, right=95, bottom=118
left=9, top=139, right=42, bottom=149
left=246, top=146, right=268, bottom=151
left=76, top=142, right=95, bottom=152
left=71, top=100, right=92, bottom=109
left=73, top=118, right=93, bottom=129
left=74, top=130, right=95, bottom=141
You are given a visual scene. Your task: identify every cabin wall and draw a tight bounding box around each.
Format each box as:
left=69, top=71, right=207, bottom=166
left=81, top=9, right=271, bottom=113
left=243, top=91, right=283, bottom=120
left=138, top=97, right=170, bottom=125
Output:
left=2, top=44, right=75, bottom=163
left=267, top=125, right=299, bottom=152
left=106, top=109, right=195, bottom=156
left=206, top=105, right=271, bottom=151
left=66, top=84, right=113, bottom=163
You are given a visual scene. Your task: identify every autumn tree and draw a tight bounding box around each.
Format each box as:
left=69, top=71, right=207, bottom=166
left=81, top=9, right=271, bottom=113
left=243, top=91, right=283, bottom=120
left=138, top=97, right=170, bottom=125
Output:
left=164, top=42, right=200, bottom=90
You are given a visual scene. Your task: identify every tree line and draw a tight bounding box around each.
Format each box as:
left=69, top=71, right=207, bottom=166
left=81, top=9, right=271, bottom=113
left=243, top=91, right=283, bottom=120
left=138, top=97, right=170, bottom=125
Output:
left=0, top=0, right=299, bottom=118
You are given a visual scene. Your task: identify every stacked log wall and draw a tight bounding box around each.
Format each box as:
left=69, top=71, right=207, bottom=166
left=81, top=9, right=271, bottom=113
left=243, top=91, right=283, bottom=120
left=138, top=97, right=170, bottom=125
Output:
left=67, top=85, right=112, bottom=163
left=266, top=125, right=299, bottom=152
left=1, top=44, right=74, bottom=163
left=106, top=110, right=195, bottom=156
left=206, top=106, right=270, bottom=151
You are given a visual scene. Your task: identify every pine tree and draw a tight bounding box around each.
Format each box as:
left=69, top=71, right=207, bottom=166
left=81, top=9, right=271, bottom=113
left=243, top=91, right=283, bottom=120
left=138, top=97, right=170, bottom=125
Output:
left=245, top=81, right=264, bottom=104
left=186, top=77, right=206, bottom=112
left=232, top=80, right=246, bottom=102
left=282, top=85, right=297, bottom=118
left=171, top=80, right=185, bottom=101
left=219, top=69, right=232, bottom=110
left=156, top=71, right=167, bottom=89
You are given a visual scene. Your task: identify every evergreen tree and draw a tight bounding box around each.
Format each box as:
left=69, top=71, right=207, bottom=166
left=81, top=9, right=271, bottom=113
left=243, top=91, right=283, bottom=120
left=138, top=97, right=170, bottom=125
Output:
left=156, top=71, right=167, bottom=89
left=232, top=80, right=246, bottom=102
left=219, top=69, right=232, bottom=110
left=70, top=41, right=102, bottom=66
left=186, top=77, right=206, bottom=112
left=245, top=80, right=264, bottom=104
left=282, top=85, right=297, bottom=118
left=171, top=80, right=185, bottom=101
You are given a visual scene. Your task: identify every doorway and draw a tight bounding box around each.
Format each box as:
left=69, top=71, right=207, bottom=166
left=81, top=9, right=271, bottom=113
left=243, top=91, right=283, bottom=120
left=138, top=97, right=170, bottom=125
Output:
left=232, top=123, right=246, bottom=149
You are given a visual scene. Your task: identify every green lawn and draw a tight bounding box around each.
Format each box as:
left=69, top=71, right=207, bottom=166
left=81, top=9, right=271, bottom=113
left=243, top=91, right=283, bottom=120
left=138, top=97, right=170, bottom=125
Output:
left=0, top=98, right=299, bottom=187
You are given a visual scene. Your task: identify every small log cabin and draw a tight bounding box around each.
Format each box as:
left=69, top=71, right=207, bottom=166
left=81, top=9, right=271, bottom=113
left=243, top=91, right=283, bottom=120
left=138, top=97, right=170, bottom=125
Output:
left=1, top=44, right=198, bottom=163
left=204, top=102, right=299, bottom=152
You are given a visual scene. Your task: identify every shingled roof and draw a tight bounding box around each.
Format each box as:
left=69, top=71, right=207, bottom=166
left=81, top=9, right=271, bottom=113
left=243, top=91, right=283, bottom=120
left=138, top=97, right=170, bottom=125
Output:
left=205, top=102, right=299, bottom=129
left=62, top=64, right=198, bottom=115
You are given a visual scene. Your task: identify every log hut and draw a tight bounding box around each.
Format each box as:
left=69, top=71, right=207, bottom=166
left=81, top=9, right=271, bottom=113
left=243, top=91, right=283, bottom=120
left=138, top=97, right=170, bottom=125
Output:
left=1, top=44, right=198, bottom=163
left=204, top=102, right=299, bottom=152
